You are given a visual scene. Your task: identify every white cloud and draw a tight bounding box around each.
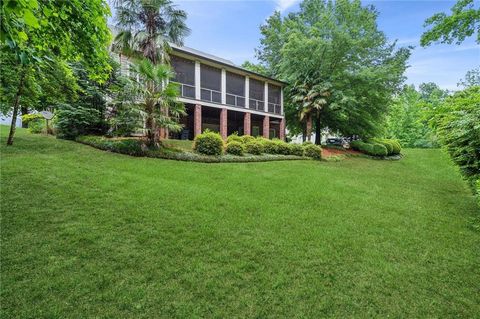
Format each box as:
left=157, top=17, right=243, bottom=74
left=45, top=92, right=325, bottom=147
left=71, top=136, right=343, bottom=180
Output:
left=275, top=0, right=300, bottom=12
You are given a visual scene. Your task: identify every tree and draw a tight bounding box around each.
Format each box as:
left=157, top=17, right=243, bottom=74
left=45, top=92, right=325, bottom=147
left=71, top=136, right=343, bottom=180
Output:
left=1, top=0, right=111, bottom=145
left=112, top=0, right=190, bottom=145
left=127, top=59, right=185, bottom=146
left=421, top=0, right=480, bottom=46
left=112, top=0, right=190, bottom=64
left=240, top=61, right=270, bottom=77
left=256, top=0, right=410, bottom=143
left=458, top=67, right=480, bottom=88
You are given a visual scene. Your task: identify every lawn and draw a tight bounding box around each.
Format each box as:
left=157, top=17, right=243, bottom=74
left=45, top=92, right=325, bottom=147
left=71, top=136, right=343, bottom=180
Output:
left=1, top=126, right=479, bottom=318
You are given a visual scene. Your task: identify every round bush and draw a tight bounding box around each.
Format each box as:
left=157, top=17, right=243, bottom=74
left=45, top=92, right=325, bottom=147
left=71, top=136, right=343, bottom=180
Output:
left=390, top=139, right=402, bottom=154
left=262, top=138, right=280, bottom=154
left=227, top=133, right=242, bottom=144
left=371, top=143, right=388, bottom=156
left=194, top=130, right=224, bottom=156
left=304, top=143, right=322, bottom=160
left=289, top=144, right=304, bottom=156
left=241, top=135, right=255, bottom=144
left=226, top=141, right=245, bottom=156
left=276, top=141, right=291, bottom=155
left=245, top=141, right=264, bottom=155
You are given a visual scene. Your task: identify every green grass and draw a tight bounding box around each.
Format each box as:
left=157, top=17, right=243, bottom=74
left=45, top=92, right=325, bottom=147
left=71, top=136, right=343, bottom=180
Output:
left=1, top=126, right=479, bottom=318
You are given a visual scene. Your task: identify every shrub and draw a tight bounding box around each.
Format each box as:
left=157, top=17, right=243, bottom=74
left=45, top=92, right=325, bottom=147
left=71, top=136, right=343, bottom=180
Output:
left=109, top=106, right=140, bottom=137
left=227, top=132, right=243, bottom=144
left=304, top=143, right=322, bottom=160
left=77, top=136, right=145, bottom=156
left=241, top=135, right=255, bottom=144
left=371, top=138, right=393, bottom=155
left=55, top=103, right=105, bottom=139
left=245, top=140, right=264, bottom=155
left=289, top=144, right=304, bottom=156
left=371, top=143, right=388, bottom=157
left=226, top=141, right=245, bottom=156
left=261, top=138, right=280, bottom=154
left=21, top=113, right=44, bottom=134
left=390, top=139, right=402, bottom=154
left=194, top=130, right=224, bottom=156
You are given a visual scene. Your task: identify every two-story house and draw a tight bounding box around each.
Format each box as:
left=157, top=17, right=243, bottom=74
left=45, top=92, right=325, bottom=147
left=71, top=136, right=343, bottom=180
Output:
left=117, top=44, right=286, bottom=141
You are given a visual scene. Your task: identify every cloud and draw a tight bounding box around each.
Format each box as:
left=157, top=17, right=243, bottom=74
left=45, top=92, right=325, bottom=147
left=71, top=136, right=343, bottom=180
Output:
left=275, top=0, right=300, bottom=12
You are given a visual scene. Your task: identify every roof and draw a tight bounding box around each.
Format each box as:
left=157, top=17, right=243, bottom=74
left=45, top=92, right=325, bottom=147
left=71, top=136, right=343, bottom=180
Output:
left=170, top=43, right=288, bottom=86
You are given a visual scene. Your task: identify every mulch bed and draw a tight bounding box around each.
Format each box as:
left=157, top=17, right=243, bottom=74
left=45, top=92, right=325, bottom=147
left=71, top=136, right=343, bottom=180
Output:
left=322, top=147, right=362, bottom=157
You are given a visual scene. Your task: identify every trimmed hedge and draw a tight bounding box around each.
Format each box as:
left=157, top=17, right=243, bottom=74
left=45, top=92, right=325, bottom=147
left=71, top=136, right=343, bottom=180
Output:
left=194, top=130, right=224, bottom=156
left=77, top=136, right=145, bottom=156
left=304, top=143, right=322, bottom=160
left=290, top=144, right=304, bottom=157
left=245, top=140, right=264, bottom=155
left=226, top=141, right=245, bottom=156
left=226, top=133, right=243, bottom=144
left=241, top=135, right=256, bottom=144
left=370, top=138, right=402, bottom=155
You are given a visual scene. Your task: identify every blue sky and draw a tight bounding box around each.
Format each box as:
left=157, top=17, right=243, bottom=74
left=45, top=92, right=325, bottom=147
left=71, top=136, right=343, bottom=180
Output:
left=114, top=0, right=480, bottom=90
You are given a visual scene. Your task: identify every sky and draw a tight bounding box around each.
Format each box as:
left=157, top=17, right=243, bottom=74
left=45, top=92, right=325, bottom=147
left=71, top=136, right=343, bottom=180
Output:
left=138, top=0, right=479, bottom=91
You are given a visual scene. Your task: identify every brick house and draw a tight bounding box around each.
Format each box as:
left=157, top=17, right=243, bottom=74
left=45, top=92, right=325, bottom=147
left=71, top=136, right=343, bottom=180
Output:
left=117, top=44, right=286, bottom=141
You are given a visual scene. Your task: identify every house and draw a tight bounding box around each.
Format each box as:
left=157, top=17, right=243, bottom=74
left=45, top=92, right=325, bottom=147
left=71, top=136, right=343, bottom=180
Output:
left=116, top=44, right=286, bottom=141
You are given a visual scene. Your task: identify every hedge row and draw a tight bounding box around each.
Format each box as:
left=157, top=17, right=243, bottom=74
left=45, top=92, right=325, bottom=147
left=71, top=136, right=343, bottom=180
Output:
left=350, top=138, right=402, bottom=157
left=194, top=131, right=322, bottom=159
left=77, top=135, right=146, bottom=156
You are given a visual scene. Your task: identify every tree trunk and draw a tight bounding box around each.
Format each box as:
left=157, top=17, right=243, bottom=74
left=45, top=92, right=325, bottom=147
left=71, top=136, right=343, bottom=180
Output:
left=7, top=68, right=27, bottom=146
left=315, top=114, right=321, bottom=145
left=21, top=106, right=28, bottom=128
left=305, top=115, right=312, bottom=142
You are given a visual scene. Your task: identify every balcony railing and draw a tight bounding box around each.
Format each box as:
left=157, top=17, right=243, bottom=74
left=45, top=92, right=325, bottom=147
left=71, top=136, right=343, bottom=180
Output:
left=249, top=98, right=264, bottom=111
left=226, top=93, right=245, bottom=108
left=178, top=83, right=195, bottom=99
left=201, top=88, right=222, bottom=103
left=268, top=103, right=281, bottom=114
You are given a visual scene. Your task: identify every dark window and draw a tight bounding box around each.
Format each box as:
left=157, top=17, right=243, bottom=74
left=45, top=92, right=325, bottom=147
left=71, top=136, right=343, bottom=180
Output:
left=171, top=56, right=195, bottom=86
left=201, top=64, right=221, bottom=91
left=249, top=78, right=264, bottom=101
left=226, top=72, right=245, bottom=97
left=268, top=84, right=281, bottom=104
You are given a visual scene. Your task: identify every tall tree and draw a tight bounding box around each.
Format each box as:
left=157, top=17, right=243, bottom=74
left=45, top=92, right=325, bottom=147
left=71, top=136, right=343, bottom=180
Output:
left=256, top=0, right=410, bottom=143
left=112, top=0, right=190, bottom=64
left=112, top=0, right=189, bottom=145
left=1, top=0, right=111, bottom=145
left=421, top=0, right=480, bottom=46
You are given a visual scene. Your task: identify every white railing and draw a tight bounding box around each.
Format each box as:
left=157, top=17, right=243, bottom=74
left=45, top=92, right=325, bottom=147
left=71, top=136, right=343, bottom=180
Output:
left=179, top=83, right=196, bottom=98
left=268, top=103, right=282, bottom=114
left=226, top=93, right=246, bottom=108
left=249, top=98, right=264, bottom=111
left=201, top=88, right=222, bottom=103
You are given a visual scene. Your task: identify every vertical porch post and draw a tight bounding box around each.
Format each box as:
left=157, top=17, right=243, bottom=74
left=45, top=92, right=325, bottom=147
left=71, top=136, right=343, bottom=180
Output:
left=279, top=117, right=285, bottom=141
left=244, top=112, right=251, bottom=136
left=220, top=108, right=227, bottom=140
left=263, top=115, right=270, bottom=139
left=194, top=104, right=202, bottom=137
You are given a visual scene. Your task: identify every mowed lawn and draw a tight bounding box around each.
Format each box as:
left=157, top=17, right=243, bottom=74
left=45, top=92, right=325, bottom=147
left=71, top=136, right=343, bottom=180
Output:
left=1, top=127, right=479, bottom=318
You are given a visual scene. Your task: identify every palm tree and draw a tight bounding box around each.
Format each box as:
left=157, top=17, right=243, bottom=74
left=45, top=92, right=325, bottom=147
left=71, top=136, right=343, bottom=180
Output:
left=291, top=82, right=331, bottom=144
left=128, top=59, right=185, bottom=146
left=112, top=0, right=190, bottom=64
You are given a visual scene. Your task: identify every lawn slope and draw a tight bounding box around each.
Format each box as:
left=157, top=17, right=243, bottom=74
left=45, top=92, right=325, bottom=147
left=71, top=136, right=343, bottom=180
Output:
left=1, top=127, right=479, bottom=318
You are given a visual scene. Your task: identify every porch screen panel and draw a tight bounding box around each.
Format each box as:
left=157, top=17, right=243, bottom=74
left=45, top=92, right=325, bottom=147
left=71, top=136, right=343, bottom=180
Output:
left=201, top=64, right=222, bottom=103
left=171, top=56, right=195, bottom=98
left=226, top=72, right=245, bottom=107
left=268, top=84, right=281, bottom=114
left=249, top=79, right=264, bottom=110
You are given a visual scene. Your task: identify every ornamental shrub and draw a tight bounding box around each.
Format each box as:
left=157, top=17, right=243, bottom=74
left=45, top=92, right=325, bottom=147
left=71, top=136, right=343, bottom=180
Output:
left=275, top=140, right=291, bottom=155
left=226, top=141, right=245, bottom=156
left=371, top=143, right=388, bottom=156
left=55, top=103, right=106, bottom=139
left=227, top=132, right=243, bottom=144
left=241, top=135, right=255, bottom=144
left=245, top=140, right=264, bottom=155
left=371, top=138, right=393, bottom=155
left=21, top=113, right=44, bottom=134
left=289, top=144, right=304, bottom=156
left=194, top=130, right=224, bottom=156
left=304, top=143, right=322, bottom=160
left=390, top=139, right=402, bottom=154
left=76, top=136, right=145, bottom=156
left=261, top=138, right=280, bottom=154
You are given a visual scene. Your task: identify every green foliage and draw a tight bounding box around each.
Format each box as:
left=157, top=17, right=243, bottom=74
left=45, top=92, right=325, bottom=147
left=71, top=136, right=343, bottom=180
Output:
left=194, top=130, right=224, bottom=156
left=303, top=143, right=322, bottom=160
left=55, top=104, right=105, bottom=140
left=77, top=136, right=145, bottom=156
left=371, top=138, right=401, bottom=155
left=21, top=113, right=43, bottom=125
left=386, top=84, right=445, bottom=148
left=225, top=141, right=245, bottom=156
left=240, top=61, right=271, bottom=77
left=371, top=143, right=388, bottom=157
left=245, top=140, right=264, bottom=155
left=431, top=86, right=480, bottom=191
left=108, top=106, right=140, bottom=137
left=241, top=135, right=255, bottom=144
left=421, top=0, right=480, bottom=46
left=226, top=132, right=243, bottom=144
left=257, top=0, right=411, bottom=139
left=351, top=140, right=389, bottom=157
left=289, top=144, right=304, bottom=157
left=260, top=138, right=280, bottom=154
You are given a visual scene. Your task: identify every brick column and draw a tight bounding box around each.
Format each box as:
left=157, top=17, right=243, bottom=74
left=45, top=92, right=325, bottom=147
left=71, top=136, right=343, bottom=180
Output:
left=244, top=112, right=251, bottom=136
left=279, top=117, right=285, bottom=141
left=263, top=115, right=270, bottom=139
left=220, top=108, right=227, bottom=140
left=194, top=104, right=202, bottom=137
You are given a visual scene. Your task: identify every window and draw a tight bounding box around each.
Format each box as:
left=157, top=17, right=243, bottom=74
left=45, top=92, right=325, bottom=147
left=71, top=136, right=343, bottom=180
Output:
left=249, top=79, right=264, bottom=111
left=171, top=56, right=195, bottom=86
left=226, top=72, right=245, bottom=107
left=201, top=64, right=222, bottom=103
left=268, top=84, right=281, bottom=114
